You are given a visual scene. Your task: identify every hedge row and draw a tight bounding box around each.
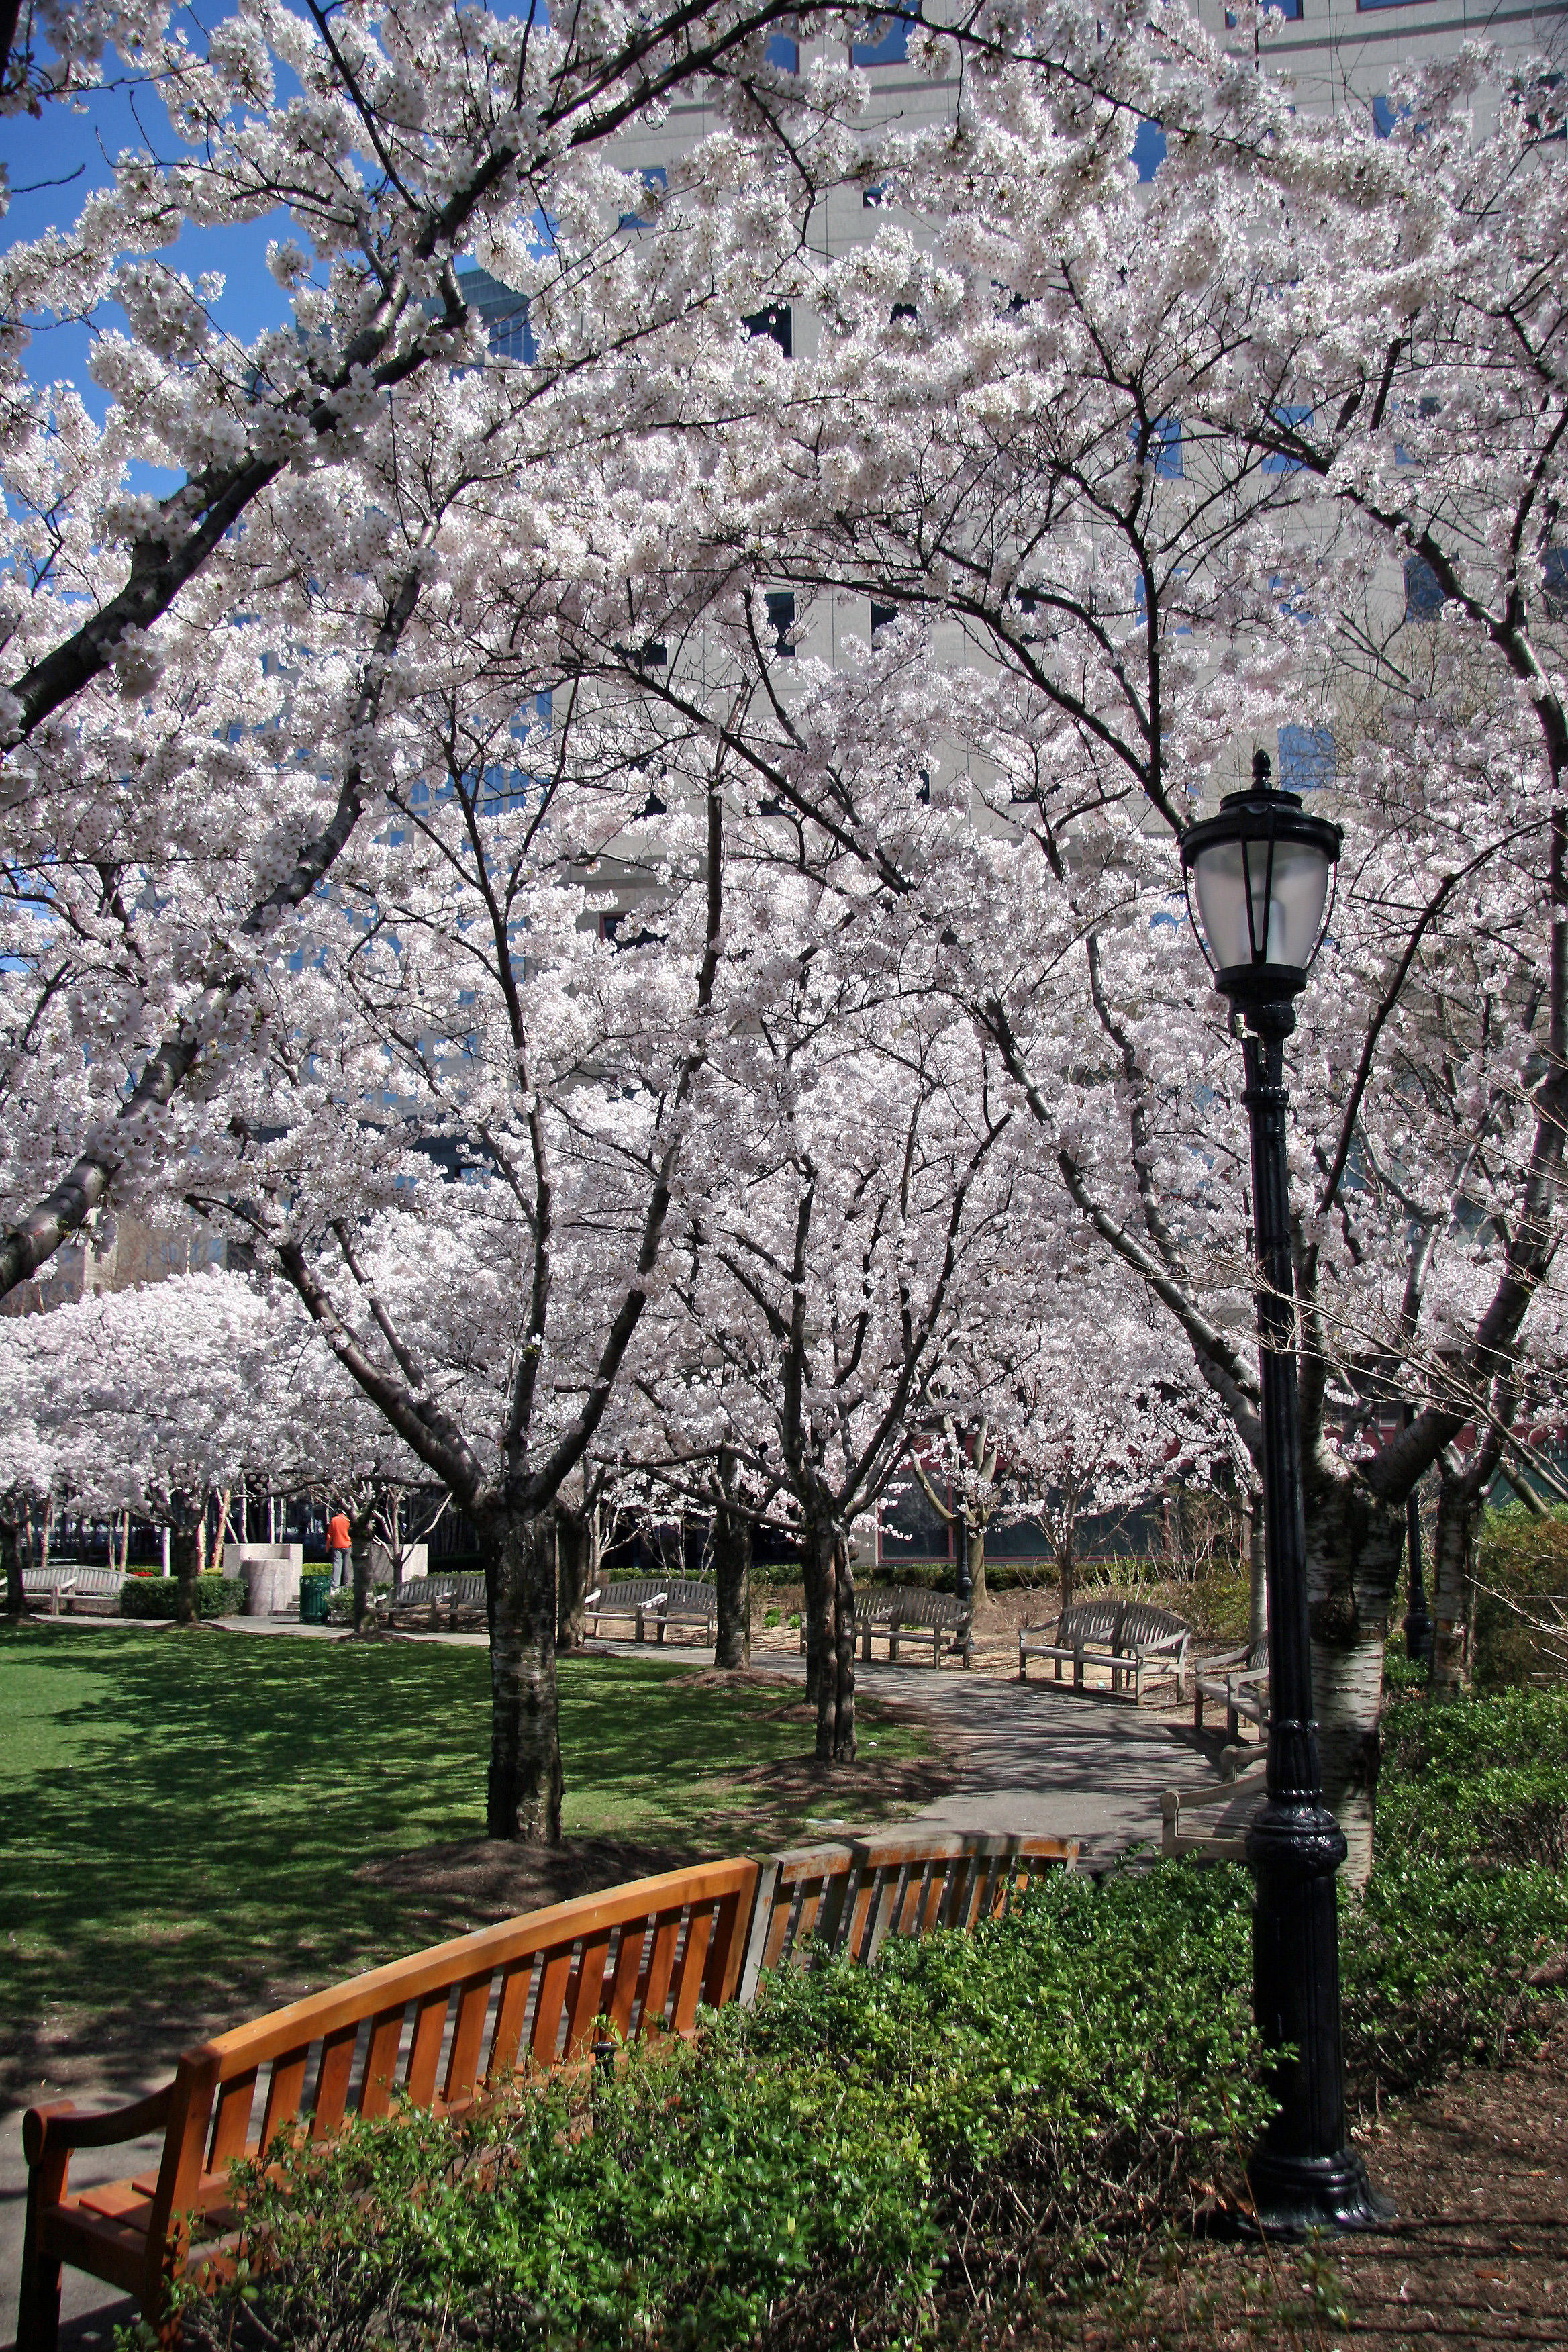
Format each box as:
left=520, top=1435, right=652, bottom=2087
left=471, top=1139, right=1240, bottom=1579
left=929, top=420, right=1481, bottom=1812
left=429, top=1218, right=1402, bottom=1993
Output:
left=119, top=1573, right=244, bottom=1620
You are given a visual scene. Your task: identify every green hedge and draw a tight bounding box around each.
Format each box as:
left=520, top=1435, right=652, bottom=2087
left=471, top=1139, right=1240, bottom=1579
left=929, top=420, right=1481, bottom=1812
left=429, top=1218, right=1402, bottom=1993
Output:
left=120, top=1573, right=244, bottom=1620
left=1474, top=1502, right=1568, bottom=1689
left=170, top=1683, right=1568, bottom=2352
left=175, top=1868, right=1271, bottom=2352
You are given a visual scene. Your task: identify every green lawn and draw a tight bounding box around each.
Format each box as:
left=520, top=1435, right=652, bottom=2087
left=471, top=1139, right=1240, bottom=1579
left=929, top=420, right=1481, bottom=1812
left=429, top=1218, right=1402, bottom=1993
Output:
left=0, top=1623, right=934, bottom=2094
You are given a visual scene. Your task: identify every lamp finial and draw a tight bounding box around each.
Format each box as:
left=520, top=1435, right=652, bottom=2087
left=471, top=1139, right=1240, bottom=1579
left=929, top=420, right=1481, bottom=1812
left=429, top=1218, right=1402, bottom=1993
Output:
left=1253, top=748, right=1273, bottom=792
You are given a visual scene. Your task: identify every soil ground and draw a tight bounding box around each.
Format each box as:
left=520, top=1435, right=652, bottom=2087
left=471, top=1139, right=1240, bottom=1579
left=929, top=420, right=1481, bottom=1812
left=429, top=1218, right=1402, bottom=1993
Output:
left=1013, top=2024, right=1568, bottom=2351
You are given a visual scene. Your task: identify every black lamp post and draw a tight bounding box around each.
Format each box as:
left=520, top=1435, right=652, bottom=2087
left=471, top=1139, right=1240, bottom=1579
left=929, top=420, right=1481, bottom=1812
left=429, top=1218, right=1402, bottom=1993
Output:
left=1181, top=750, right=1389, bottom=2234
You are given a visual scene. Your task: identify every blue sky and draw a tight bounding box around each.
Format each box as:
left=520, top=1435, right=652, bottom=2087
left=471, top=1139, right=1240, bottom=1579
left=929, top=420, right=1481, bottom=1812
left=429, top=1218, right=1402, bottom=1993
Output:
left=1, top=56, right=302, bottom=424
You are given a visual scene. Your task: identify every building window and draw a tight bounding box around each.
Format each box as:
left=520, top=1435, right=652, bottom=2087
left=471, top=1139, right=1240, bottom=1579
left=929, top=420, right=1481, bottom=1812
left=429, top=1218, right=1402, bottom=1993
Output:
left=1359, top=0, right=1426, bottom=11
left=1404, top=556, right=1447, bottom=620
left=764, top=591, right=797, bottom=656
left=1132, top=119, right=1166, bottom=182
left=766, top=31, right=799, bottom=70
left=851, top=1, right=917, bottom=67
left=863, top=183, right=887, bottom=208
left=1228, top=0, right=1300, bottom=18
left=742, top=303, right=793, bottom=357
left=1262, top=405, right=1313, bottom=473
left=1278, top=724, right=1335, bottom=793
left=1542, top=546, right=1568, bottom=620
left=871, top=600, right=899, bottom=638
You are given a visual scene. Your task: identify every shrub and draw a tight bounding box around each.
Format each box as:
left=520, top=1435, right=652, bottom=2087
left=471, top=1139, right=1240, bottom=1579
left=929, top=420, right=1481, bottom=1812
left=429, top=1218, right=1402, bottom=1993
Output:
left=1473, top=1504, right=1568, bottom=1687
left=120, top=1573, right=244, bottom=1620
left=1379, top=1683, right=1568, bottom=1869
left=175, top=1868, right=1271, bottom=2352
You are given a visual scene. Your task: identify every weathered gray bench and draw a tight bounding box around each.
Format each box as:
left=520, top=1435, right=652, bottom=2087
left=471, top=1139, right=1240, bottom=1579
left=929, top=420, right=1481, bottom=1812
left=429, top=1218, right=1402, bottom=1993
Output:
left=23, top=1566, right=128, bottom=1616
left=382, top=1572, right=487, bottom=1629
left=1018, top=1597, right=1191, bottom=1704
left=1193, top=1638, right=1269, bottom=1739
left=795, top=1585, right=972, bottom=1667
left=585, top=1577, right=715, bottom=1643
left=862, top=1585, right=973, bottom=1667
left=1159, top=1751, right=1267, bottom=1859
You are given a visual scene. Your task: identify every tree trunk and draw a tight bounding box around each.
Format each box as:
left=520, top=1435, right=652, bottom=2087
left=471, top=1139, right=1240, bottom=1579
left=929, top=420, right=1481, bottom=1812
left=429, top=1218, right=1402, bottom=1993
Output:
left=3, top=1513, right=21, bottom=1621
left=961, top=1516, right=988, bottom=1610
left=1301, top=1453, right=1406, bottom=1888
left=806, top=1521, right=837, bottom=1762
left=1055, top=1537, right=1075, bottom=1620
left=556, top=1503, right=593, bottom=1652
left=1246, top=1485, right=1269, bottom=1649
left=832, top=1530, right=856, bottom=1761
left=170, top=1512, right=204, bottom=1628
left=1430, top=1454, right=1482, bottom=1701
left=714, top=1500, right=751, bottom=1669
left=483, top=1507, right=562, bottom=1843
left=350, top=1522, right=374, bottom=1635
left=39, top=1499, right=52, bottom=1576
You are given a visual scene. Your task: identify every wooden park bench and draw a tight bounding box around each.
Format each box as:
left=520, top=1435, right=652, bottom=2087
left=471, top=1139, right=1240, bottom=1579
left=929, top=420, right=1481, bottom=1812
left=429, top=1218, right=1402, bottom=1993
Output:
left=23, top=1567, right=126, bottom=1616
left=795, top=1584, right=973, bottom=1667
left=381, top=1571, right=487, bottom=1630
left=1192, top=1637, right=1270, bottom=1741
left=1159, top=1751, right=1267, bottom=1860
left=16, top=1830, right=1076, bottom=2350
left=1017, top=1597, right=1191, bottom=1704
left=585, top=1577, right=716, bottom=1643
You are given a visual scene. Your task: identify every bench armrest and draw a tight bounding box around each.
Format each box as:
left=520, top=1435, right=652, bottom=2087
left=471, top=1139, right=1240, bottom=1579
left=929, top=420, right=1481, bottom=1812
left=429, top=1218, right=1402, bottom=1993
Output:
left=23, top=2085, right=173, bottom=2165
left=583, top=1589, right=601, bottom=1608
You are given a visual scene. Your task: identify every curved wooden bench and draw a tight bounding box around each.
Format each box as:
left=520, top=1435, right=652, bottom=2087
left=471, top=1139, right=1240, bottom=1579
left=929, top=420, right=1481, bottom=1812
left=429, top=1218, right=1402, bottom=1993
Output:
left=17, top=1859, right=756, bottom=2351
left=17, top=1829, right=1080, bottom=2348
left=1018, top=1598, right=1190, bottom=1704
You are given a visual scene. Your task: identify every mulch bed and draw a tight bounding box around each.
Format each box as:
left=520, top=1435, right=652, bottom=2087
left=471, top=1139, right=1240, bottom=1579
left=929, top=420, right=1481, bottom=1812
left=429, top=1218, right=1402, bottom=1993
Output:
left=1014, top=2024, right=1568, bottom=2349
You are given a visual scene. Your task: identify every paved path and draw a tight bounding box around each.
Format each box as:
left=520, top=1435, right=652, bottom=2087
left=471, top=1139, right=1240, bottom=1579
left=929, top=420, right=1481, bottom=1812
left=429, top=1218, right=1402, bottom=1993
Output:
left=2, top=1618, right=1230, bottom=2347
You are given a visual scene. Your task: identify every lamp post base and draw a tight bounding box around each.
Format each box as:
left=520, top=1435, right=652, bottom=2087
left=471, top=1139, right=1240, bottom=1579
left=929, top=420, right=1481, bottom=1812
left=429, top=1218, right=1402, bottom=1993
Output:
left=1245, top=2145, right=1395, bottom=2237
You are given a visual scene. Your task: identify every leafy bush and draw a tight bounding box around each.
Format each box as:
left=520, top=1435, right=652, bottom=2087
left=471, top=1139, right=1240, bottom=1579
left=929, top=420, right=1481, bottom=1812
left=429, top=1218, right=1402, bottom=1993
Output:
left=119, top=1573, right=244, bottom=1620
left=1473, top=1503, right=1568, bottom=1689
left=1379, top=1683, right=1568, bottom=1869
left=174, top=1868, right=1271, bottom=2352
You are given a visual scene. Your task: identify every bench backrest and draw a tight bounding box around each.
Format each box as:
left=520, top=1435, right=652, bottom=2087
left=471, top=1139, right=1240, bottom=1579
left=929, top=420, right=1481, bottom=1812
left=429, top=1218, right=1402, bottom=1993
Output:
left=592, top=1578, right=671, bottom=1608
left=659, top=1580, right=715, bottom=1612
left=1116, top=1602, right=1189, bottom=1651
left=879, top=1589, right=963, bottom=1627
left=151, top=1857, right=759, bottom=2247
left=740, top=1828, right=1077, bottom=1996
left=24, top=1564, right=125, bottom=1594
left=1057, top=1598, right=1124, bottom=1646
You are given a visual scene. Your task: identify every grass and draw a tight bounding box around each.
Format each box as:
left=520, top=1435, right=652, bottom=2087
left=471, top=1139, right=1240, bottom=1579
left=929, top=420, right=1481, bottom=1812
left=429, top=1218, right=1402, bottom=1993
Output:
left=0, top=1622, right=933, bottom=2094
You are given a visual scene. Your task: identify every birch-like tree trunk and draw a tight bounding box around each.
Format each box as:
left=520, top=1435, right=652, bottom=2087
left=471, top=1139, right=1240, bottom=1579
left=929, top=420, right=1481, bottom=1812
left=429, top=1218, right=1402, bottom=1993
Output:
left=1246, top=1486, right=1268, bottom=1649
left=832, top=1530, right=856, bottom=1761
left=1301, top=1455, right=1406, bottom=1886
left=1429, top=1445, right=1490, bottom=1700
left=484, top=1507, right=562, bottom=1843
left=961, top=1516, right=988, bottom=1609
left=170, top=1503, right=205, bottom=1628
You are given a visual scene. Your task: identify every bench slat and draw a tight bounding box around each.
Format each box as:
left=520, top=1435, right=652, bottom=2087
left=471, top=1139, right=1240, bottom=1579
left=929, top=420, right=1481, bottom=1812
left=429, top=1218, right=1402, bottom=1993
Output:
left=444, top=1974, right=495, bottom=2106
left=403, top=1994, right=449, bottom=2110
left=207, top=2071, right=257, bottom=2175
left=485, top=1961, right=534, bottom=2086
left=566, top=1933, right=614, bottom=2058
left=357, top=2009, right=406, bottom=2122
left=311, top=2025, right=361, bottom=2141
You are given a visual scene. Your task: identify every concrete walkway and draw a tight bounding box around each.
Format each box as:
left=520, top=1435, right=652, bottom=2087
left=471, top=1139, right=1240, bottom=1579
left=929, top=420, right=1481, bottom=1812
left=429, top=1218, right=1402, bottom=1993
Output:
left=1, top=1617, right=1230, bottom=2347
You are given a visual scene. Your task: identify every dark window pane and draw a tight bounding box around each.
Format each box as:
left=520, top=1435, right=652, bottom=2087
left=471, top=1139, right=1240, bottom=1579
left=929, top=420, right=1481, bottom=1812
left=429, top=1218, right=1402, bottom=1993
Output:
left=742, top=302, right=793, bottom=356
left=766, top=31, right=799, bottom=70
left=871, top=600, right=899, bottom=636
left=764, top=590, right=797, bottom=655
left=1542, top=546, right=1567, bottom=620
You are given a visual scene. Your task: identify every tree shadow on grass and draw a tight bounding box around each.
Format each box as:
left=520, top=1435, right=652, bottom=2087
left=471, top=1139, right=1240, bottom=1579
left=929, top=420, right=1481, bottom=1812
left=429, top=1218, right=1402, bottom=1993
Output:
left=0, top=1628, right=945, bottom=2099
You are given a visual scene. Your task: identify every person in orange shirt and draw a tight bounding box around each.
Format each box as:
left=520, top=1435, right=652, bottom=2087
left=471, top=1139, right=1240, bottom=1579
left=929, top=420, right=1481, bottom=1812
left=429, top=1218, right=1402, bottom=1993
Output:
left=326, top=1507, right=352, bottom=1590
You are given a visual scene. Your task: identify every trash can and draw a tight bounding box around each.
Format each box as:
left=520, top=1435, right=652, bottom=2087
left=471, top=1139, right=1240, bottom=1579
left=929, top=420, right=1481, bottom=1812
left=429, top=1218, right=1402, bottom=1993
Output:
left=299, top=1573, right=331, bottom=1626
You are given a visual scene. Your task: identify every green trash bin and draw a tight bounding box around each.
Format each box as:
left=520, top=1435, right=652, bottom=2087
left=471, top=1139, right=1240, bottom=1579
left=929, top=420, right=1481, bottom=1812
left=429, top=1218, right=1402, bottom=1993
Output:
left=299, top=1573, right=331, bottom=1626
